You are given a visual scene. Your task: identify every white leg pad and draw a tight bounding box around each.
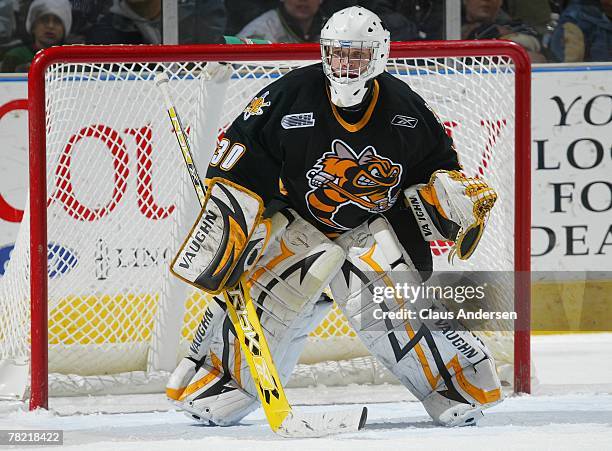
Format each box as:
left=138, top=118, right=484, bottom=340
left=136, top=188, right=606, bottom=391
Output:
left=169, top=209, right=345, bottom=425
left=330, top=216, right=502, bottom=426
left=180, top=384, right=258, bottom=426
left=235, top=210, right=346, bottom=396
left=166, top=297, right=227, bottom=401
left=422, top=358, right=502, bottom=426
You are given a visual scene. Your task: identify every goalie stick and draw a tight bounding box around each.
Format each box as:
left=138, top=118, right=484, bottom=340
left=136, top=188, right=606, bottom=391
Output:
left=155, top=72, right=367, bottom=438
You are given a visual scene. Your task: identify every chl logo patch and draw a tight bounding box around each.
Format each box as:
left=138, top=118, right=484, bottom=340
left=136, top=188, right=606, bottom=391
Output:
left=281, top=112, right=315, bottom=129
left=243, top=91, right=271, bottom=120
left=391, top=114, right=418, bottom=128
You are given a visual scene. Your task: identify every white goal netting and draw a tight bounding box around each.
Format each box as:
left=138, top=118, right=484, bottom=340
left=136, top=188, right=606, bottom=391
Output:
left=0, top=47, right=526, bottom=400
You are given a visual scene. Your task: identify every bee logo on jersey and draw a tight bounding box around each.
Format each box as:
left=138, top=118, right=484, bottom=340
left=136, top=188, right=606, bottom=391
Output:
left=243, top=91, right=271, bottom=120
left=306, top=139, right=402, bottom=230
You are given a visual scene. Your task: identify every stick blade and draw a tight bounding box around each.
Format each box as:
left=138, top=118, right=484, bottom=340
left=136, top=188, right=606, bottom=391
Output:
left=276, top=406, right=367, bottom=438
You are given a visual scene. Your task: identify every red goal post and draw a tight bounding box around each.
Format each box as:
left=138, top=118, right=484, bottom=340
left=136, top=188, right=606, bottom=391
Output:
left=24, top=41, right=531, bottom=410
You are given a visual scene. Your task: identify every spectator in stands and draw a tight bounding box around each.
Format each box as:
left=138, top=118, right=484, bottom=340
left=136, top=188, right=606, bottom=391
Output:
left=0, top=0, right=17, bottom=44
left=365, top=1, right=419, bottom=40
left=504, top=0, right=553, bottom=36
left=409, top=0, right=445, bottom=40
left=320, top=0, right=358, bottom=16
left=87, top=0, right=225, bottom=44
left=1, top=0, right=70, bottom=72
left=86, top=0, right=162, bottom=44
left=14, top=0, right=109, bottom=44
left=224, top=0, right=355, bottom=38
left=65, top=0, right=110, bottom=43
left=462, top=0, right=547, bottom=62
left=178, top=0, right=226, bottom=44
left=549, top=0, right=611, bottom=61
left=225, top=0, right=276, bottom=36
left=368, top=1, right=439, bottom=40
left=238, top=0, right=325, bottom=43
left=0, top=0, right=19, bottom=64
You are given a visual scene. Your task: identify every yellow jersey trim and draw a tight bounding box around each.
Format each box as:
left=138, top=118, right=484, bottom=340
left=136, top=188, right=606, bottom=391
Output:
left=328, top=80, right=379, bottom=133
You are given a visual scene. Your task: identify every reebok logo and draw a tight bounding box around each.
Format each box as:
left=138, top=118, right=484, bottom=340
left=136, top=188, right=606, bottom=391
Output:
left=281, top=112, right=315, bottom=129
left=391, top=115, right=418, bottom=128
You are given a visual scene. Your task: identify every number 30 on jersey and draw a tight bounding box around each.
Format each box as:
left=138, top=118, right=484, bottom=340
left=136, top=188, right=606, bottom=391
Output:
left=210, top=138, right=246, bottom=171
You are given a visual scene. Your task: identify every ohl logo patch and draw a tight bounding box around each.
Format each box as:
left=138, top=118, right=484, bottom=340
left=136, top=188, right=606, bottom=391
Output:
left=243, top=91, right=271, bottom=120
left=305, top=139, right=403, bottom=230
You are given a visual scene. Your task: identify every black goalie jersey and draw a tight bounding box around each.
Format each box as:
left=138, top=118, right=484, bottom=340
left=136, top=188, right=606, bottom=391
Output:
left=206, top=63, right=460, bottom=269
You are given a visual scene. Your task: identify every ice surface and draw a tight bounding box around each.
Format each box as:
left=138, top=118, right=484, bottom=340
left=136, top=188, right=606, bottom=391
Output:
left=1, top=334, right=611, bottom=450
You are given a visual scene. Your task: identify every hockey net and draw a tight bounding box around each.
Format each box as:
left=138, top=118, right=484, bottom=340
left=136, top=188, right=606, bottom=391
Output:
left=0, top=42, right=530, bottom=408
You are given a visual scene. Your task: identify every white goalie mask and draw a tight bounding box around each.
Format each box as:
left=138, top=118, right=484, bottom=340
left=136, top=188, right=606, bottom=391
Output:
left=320, top=6, right=390, bottom=108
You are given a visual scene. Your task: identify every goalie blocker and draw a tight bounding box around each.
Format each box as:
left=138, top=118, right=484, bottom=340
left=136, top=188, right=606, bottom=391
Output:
left=171, top=177, right=269, bottom=293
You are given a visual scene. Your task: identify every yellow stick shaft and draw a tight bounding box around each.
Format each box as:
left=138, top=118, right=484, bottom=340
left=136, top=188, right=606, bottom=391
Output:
left=157, top=73, right=292, bottom=433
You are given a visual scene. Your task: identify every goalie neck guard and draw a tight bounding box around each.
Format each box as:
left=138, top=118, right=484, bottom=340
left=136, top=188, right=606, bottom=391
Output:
left=320, top=6, right=390, bottom=108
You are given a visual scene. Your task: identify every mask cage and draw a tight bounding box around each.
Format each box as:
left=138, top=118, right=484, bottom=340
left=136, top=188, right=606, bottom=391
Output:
left=321, top=39, right=380, bottom=84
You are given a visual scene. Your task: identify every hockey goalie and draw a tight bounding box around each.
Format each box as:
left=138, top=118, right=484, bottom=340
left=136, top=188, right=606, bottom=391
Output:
left=167, top=6, right=502, bottom=429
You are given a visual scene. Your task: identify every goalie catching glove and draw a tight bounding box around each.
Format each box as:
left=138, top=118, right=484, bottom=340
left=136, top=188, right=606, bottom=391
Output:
left=404, top=170, right=497, bottom=260
left=171, top=178, right=269, bottom=293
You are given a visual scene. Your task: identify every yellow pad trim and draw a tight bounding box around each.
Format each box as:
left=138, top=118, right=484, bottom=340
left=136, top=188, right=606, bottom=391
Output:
left=418, top=184, right=449, bottom=219
left=177, top=365, right=222, bottom=401
left=447, top=356, right=501, bottom=404
left=166, top=386, right=185, bottom=401
left=234, top=336, right=242, bottom=387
